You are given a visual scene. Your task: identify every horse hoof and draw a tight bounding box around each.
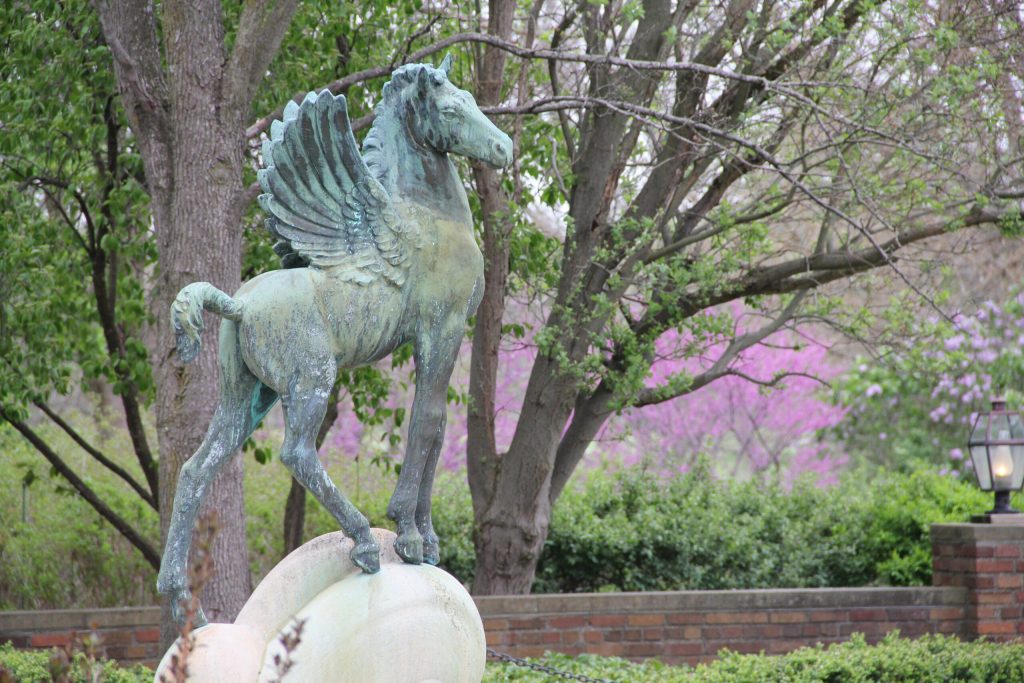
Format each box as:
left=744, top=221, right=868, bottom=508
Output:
left=422, top=530, right=440, bottom=566
left=156, top=570, right=181, bottom=598
left=168, top=590, right=208, bottom=630
left=351, top=540, right=381, bottom=574
left=394, top=530, right=424, bottom=564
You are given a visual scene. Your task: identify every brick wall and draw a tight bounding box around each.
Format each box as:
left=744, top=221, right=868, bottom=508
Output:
left=1, top=522, right=1021, bottom=669
left=476, top=587, right=967, bottom=665
left=931, top=522, right=1024, bottom=640
left=0, top=607, right=161, bottom=668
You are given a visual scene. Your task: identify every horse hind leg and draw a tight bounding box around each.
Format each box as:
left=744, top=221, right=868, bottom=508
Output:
left=279, top=369, right=380, bottom=574
left=156, top=378, right=259, bottom=627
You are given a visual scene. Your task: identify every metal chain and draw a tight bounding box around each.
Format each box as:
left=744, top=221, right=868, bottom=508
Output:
left=486, top=648, right=619, bottom=683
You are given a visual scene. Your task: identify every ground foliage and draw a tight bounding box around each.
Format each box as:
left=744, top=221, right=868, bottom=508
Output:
left=0, top=642, right=150, bottom=683
left=483, top=633, right=1024, bottom=682
left=0, top=423, right=157, bottom=610
left=4, top=633, right=1024, bottom=682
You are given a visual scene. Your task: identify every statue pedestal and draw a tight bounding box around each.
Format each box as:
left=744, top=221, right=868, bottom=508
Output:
left=154, top=529, right=485, bottom=682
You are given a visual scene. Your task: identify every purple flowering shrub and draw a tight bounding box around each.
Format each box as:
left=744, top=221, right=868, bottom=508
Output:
left=588, top=321, right=848, bottom=485
left=320, top=303, right=848, bottom=485
left=346, top=301, right=847, bottom=483
left=834, top=292, right=1024, bottom=472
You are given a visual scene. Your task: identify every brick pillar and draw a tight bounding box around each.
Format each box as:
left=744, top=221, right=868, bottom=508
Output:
left=931, top=523, right=1024, bottom=640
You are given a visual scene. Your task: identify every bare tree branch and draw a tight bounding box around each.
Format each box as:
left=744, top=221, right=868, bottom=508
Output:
left=34, top=401, right=157, bottom=509
left=635, top=290, right=809, bottom=407
left=1, top=409, right=160, bottom=569
left=244, top=30, right=852, bottom=140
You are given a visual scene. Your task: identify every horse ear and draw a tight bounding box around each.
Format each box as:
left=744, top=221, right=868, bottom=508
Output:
left=439, top=53, right=453, bottom=76
left=417, top=66, right=431, bottom=90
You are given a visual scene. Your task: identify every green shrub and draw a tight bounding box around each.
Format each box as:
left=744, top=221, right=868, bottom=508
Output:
left=492, top=466, right=994, bottom=593
left=0, top=642, right=150, bottom=683
left=0, top=426, right=158, bottom=610
left=233, top=434, right=1005, bottom=594
left=0, top=413, right=1011, bottom=607
left=483, top=633, right=1024, bottom=682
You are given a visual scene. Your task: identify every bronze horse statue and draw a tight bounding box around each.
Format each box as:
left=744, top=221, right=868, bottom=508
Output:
left=156, top=56, right=512, bottom=626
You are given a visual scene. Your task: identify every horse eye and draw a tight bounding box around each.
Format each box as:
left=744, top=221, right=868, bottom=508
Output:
left=440, top=109, right=458, bottom=121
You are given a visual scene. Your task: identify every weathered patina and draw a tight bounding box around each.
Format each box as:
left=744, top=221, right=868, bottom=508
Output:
left=156, top=56, right=512, bottom=626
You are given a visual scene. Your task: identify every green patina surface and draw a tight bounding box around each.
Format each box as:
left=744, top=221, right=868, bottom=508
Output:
left=157, top=55, right=513, bottom=628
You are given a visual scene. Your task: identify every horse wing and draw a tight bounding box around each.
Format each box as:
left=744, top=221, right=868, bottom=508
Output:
left=257, top=91, right=410, bottom=286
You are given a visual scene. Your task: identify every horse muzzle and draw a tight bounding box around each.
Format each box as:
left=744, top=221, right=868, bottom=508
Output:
left=485, top=133, right=514, bottom=169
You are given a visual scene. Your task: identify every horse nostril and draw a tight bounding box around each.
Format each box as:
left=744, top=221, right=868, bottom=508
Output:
left=493, top=141, right=511, bottom=165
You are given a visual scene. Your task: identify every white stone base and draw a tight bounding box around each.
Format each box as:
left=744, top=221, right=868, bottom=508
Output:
left=154, top=529, right=485, bottom=683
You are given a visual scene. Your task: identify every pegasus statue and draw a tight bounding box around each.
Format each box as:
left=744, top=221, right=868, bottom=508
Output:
left=156, top=55, right=512, bottom=626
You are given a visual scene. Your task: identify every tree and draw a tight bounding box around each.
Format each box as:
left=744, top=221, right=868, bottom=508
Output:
left=1, top=0, right=160, bottom=571
left=90, top=0, right=303, bottom=637
left=1, top=0, right=480, bottom=630
left=458, top=0, right=1024, bottom=593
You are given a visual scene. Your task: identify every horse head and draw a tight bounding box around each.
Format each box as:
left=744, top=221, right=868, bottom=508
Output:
left=407, top=56, right=513, bottom=170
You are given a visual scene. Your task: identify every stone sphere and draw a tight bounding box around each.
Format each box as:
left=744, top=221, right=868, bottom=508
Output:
left=154, top=530, right=485, bottom=683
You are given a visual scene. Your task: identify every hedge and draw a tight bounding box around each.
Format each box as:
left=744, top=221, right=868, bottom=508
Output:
left=0, top=642, right=151, bottom=683
left=432, top=465, right=1000, bottom=592
left=5, top=633, right=1023, bottom=682
left=483, top=633, right=1024, bottom=682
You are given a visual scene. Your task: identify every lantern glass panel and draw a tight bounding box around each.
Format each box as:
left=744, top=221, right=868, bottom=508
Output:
left=1012, top=416, right=1024, bottom=490
left=969, top=413, right=990, bottom=445
left=1010, top=413, right=1024, bottom=436
left=991, top=414, right=1012, bottom=441
left=1011, top=445, right=1024, bottom=490
left=972, top=444, right=993, bottom=489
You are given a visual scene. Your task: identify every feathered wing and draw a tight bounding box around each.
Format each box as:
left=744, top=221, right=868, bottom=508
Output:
left=257, top=91, right=411, bottom=286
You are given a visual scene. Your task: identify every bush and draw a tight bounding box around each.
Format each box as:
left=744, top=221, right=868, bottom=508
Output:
left=483, top=633, right=1024, bottom=682
left=444, top=466, right=999, bottom=593
left=1, top=412, right=1011, bottom=607
left=0, top=426, right=158, bottom=610
left=0, top=642, right=151, bottom=683
left=233, top=462, right=1011, bottom=593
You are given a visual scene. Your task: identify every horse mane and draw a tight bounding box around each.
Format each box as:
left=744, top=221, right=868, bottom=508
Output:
left=362, top=64, right=430, bottom=179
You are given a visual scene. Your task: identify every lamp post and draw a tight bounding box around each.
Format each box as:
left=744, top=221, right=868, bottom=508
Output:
left=968, top=398, right=1024, bottom=521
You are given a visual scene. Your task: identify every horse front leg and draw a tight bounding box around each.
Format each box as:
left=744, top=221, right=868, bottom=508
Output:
left=279, top=362, right=380, bottom=574
left=414, top=436, right=444, bottom=566
left=388, top=329, right=460, bottom=565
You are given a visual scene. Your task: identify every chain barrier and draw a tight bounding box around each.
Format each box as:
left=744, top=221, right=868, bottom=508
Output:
left=486, top=648, right=619, bottom=683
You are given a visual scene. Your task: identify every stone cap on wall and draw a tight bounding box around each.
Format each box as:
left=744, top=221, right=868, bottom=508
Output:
left=931, top=522, right=1024, bottom=543
left=0, top=607, right=160, bottom=631
left=475, top=586, right=966, bottom=616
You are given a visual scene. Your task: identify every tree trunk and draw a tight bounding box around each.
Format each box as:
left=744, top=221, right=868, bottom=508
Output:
left=150, top=114, right=250, bottom=645
left=282, top=478, right=307, bottom=556
left=471, top=351, right=573, bottom=594
left=465, top=0, right=523, bottom=593
left=94, top=0, right=300, bottom=650
left=469, top=0, right=676, bottom=595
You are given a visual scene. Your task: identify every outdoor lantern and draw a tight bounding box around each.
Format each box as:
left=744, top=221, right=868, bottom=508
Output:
left=968, top=398, right=1024, bottom=516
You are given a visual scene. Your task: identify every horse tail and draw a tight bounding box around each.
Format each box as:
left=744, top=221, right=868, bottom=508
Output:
left=170, top=282, right=244, bottom=363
